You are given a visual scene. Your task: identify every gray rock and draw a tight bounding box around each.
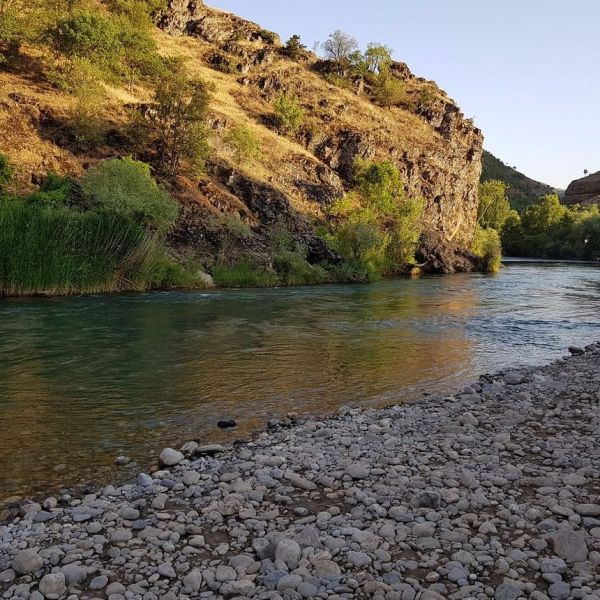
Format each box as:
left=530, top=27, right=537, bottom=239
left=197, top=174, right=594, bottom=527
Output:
left=39, top=573, right=67, bottom=598
left=12, top=549, right=43, bottom=575
left=159, top=448, right=184, bottom=467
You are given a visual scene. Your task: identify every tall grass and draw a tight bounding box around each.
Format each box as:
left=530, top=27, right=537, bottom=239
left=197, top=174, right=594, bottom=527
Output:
left=0, top=200, right=158, bottom=296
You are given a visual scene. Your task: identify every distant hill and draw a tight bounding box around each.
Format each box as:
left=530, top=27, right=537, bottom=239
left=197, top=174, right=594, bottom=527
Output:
left=481, top=151, right=558, bottom=212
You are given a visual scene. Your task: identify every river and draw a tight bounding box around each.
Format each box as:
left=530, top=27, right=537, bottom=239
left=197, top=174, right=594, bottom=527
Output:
left=1, top=262, right=599, bottom=502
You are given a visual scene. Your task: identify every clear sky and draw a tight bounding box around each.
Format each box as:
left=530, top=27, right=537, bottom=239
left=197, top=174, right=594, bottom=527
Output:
left=210, top=0, right=599, bottom=190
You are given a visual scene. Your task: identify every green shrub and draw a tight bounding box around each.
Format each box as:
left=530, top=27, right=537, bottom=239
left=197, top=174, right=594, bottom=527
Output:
left=472, top=225, right=502, bottom=272
left=225, top=125, right=262, bottom=163
left=327, top=159, right=424, bottom=276
left=273, top=93, right=304, bottom=134
left=46, top=10, right=123, bottom=70
left=25, top=174, right=77, bottom=207
left=273, top=251, right=328, bottom=285
left=283, top=34, right=305, bottom=60
left=372, top=74, right=405, bottom=107
left=81, top=157, right=179, bottom=233
left=212, top=262, right=280, bottom=288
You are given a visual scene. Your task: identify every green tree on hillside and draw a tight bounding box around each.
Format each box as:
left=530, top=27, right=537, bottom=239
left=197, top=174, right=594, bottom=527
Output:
left=478, top=179, right=516, bottom=232
left=322, top=30, right=358, bottom=75
left=151, top=72, right=211, bottom=178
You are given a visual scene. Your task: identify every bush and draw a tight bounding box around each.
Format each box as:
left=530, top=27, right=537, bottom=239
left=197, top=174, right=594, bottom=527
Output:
left=327, top=160, right=424, bottom=276
left=212, top=261, right=280, bottom=288
left=273, top=93, right=304, bottom=134
left=373, top=74, right=405, bottom=107
left=81, top=157, right=179, bottom=233
left=225, top=125, right=262, bottom=163
left=273, top=251, right=328, bottom=286
left=472, top=225, right=502, bottom=272
left=283, top=34, right=305, bottom=60
left=46, top=10, right=123, bottom=70
left=25, top=174, right=77, bottom=208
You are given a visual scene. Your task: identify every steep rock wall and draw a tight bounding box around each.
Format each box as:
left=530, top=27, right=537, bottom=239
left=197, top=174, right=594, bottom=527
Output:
left=158, top=0, right=483, bottom=254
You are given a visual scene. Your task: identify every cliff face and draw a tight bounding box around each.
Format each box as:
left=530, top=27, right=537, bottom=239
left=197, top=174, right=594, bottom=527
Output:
left=158, top=0, right=483, bottom=263
left=564, top=171, right=600, bottom=207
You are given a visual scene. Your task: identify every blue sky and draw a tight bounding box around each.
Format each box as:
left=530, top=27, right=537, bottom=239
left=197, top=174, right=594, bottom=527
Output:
left=211, top=0, right=599, bottom=189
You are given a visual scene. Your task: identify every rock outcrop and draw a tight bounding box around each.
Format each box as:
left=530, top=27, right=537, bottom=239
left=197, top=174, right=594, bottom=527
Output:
left=156, top=0, right=484, bottom=268
left=564, top=170, right=600, bottom=207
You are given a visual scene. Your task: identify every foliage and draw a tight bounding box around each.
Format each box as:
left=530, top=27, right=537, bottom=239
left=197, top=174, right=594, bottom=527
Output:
left=150, top=72, right=211, bottom=178
left=81, top=157, right=179, bottom=233
left=0, top=153, right=13, bottom=190
left=0, top=0, right=23, bottom=63
left=471, top=225, right=502, bottom=273
left=225, top=124, right=262, bottom=163
left=25, top=173, right=78, bottom=208
left=363, top=43, right=393, bottom=74
left=327, top=160, right=424, bottom=275
left=283, top=34, right=305, bottom=60
left=478, top=179, right=517, bottom=232
left=372, top=73, right=405, bottom=107
left=502, top=194, right=600, bottom=260
left=212, top=261, right=280, bottom=288
left=210, top=212, right=253, bottom=265
left=273, top=93, right=304, bottom=134
left=322, top=30, right=358, bottom=75
left=273, top=251, right=328, bottom=285
left=46, top=10, right=123, bottom=70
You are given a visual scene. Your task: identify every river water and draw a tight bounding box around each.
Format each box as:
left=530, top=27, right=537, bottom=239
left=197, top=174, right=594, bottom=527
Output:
left=1, top=262, right=599, bottom=501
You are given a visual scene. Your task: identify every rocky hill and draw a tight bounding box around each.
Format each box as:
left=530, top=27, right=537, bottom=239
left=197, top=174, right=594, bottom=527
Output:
left=0, top=0, right=484, bottom=275
left=481, top=150, right=556, bottom=211
left=564, top=170, right=600, bottom=207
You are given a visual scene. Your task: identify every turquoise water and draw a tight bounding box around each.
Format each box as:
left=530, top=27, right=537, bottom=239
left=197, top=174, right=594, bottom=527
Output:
left=1, top=262, right=599, bottom=500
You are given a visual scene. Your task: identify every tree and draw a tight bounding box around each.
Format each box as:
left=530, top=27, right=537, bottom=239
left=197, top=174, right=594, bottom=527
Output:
left=363, top=43, right=393, bottom=74
left=151, top=72, right=211, bottom=178
left=521, top=194, right=567, bottom=234
left=81, top=157, right=178, bottom=233
left=283, top=34, right=305, bottom=60
left=328, top=160, right=424, bottom=273
left=478, top=180, right=514, bottom=232
left=273, top=93, right=304, bottom=134
left=322, top=30, right=358, bottom=74
left=472, top=225, right=502, bottom=272
left=584, top=169, right=589, bottom=177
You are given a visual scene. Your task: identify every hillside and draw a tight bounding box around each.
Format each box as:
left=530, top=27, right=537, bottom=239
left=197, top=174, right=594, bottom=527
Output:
left=564, top=170, right=600, bottom=207
left=481, top=150, right=556, bottom=211
left=0, top=0, right=486, bottom=294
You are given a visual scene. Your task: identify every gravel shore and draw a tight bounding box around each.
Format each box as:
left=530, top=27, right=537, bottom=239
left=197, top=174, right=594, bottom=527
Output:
left=2, top=343, right=600, bottom=600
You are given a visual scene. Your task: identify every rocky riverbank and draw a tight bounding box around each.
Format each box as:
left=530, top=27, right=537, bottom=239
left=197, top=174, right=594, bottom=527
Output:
left=2, top=344, right=600, bottom=600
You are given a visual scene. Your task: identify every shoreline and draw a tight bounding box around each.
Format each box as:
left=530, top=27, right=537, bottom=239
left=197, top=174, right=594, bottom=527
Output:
left=2, top=344, right=600, bottom=599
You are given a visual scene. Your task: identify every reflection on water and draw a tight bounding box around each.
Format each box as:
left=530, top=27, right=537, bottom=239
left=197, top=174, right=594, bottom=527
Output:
left=1, top=263, right=599, bottom=500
